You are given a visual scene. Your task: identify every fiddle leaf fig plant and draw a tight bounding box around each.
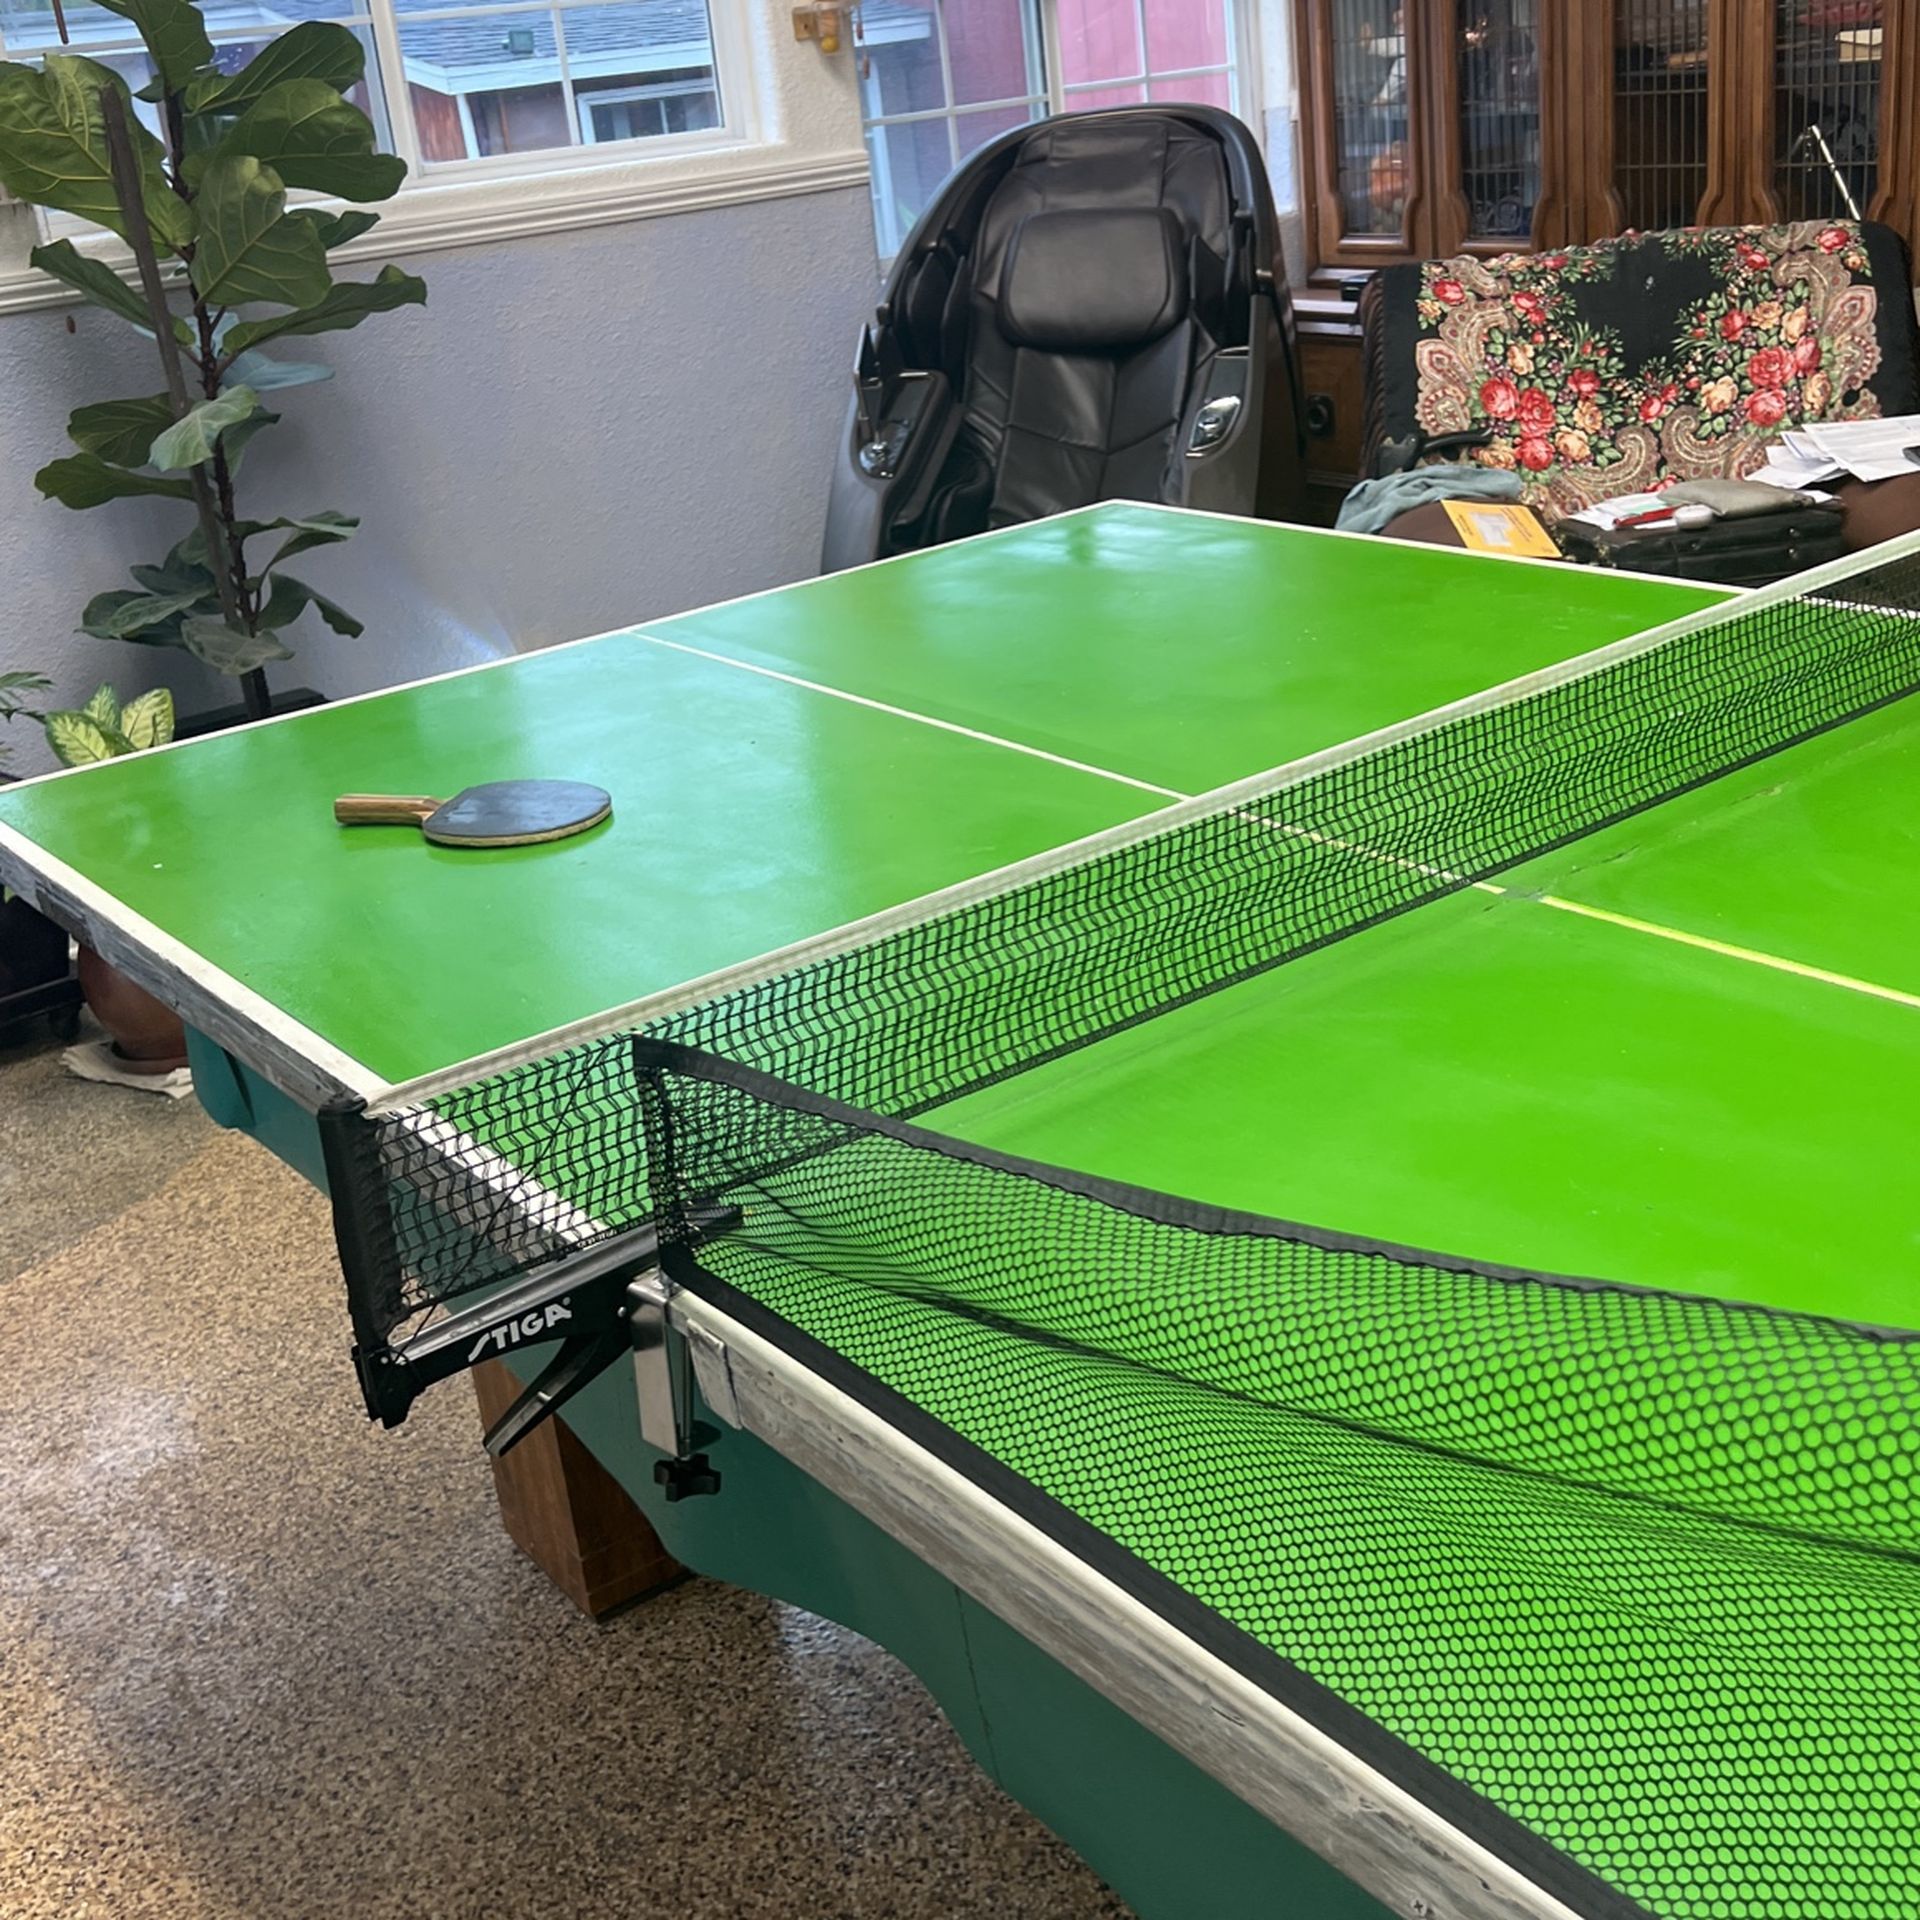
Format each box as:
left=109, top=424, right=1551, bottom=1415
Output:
left=0, top=671, right=54, bottom=769
left=0, top=0, right=426, bottom=720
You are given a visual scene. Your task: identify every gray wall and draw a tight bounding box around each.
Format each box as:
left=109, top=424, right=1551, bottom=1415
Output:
left=0, top=183, right=876, bottom=773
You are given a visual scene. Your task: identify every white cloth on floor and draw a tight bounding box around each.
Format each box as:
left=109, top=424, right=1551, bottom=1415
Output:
left=61, top=1039, right=194, bottom=1099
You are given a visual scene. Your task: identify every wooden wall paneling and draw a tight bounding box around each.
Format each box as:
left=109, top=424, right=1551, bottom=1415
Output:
left=1698, top=0, right=1773, bottom=226
left=1296, top=0, right=1350, bottom=267
left=1870, top=0, right=1920, bottom=257
left=1299, top=331, right=1369, bottom=486
left=1535, top=0, right=1624, bottom=246
left=1421, top=0, right=1473, bottom=257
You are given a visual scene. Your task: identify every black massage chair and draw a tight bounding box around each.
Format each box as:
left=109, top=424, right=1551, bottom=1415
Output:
left=821, top=106, right=1306, bottom=573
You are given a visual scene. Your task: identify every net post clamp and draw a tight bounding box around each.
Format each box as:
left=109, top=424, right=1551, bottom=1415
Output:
left=626, top=1270, right=725, bottom=1500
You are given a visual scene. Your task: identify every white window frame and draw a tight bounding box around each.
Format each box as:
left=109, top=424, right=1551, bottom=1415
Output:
left=858, top=0, right=1262, bottom=257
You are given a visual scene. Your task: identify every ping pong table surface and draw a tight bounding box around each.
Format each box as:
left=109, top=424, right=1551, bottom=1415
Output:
left=3, top=501, right=1917, bottom=1920
left=2, top=501, right=1911, bottom=1334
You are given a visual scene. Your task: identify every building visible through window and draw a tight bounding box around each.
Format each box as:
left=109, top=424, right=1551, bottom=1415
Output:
left=0, top=0, right=727, bottom=171
left=855, top=0, right=1246, bottom=257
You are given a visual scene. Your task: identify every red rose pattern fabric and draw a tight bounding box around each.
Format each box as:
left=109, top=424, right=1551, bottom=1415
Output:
left=1410, top=222, right=1885, bottom=517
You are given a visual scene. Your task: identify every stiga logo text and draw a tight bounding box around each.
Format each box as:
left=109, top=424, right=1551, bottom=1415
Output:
left=468, top=1300, right=572, bottom=1362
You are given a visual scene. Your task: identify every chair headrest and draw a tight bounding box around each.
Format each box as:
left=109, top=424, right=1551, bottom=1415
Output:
left=998, top=207, right=1191, bottom=352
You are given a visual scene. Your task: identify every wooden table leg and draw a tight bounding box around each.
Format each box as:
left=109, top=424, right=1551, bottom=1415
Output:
left=471, top=1358, right=684, bottom=1617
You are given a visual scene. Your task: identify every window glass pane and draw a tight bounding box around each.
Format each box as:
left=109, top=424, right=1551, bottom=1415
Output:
left=398, top=0, right=716, bottom=163
left=1613, top=0, right=1710, bottom=230
left=1143, top=0, right=1229, bottom=75
left=1057, top=0, right=1144, bottom=86
left=399, top=11, right=563, bottom=158
left=1773, top=0, right=1880, bottom=221
left=955, top=99, right=1037, bottom=159
left=856, top=2, right=941, bottom=120
left=944, top=0, right=1041, bottom=105
left=1328, top=0, right=1410, bottom=237
left=1149, top=69, right=1229, bottom=108
left=1458, top=1, right=1539, bottom=241
left=0, top=0, right=140, bottom=49
left=563, top=5, right=719, bottom=131
left=867, top=114, right=956, bottom=257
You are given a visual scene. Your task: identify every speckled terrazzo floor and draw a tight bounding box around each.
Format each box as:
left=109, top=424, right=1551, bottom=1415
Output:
left=0, top=1028, right=1134, bottom=1920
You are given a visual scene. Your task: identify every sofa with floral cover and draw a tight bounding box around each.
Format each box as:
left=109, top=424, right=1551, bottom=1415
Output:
left=1358, top=220, right=1920, bottom=539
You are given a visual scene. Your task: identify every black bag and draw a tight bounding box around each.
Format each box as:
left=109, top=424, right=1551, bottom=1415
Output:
left=1556, top=502, right=1847, bottom=586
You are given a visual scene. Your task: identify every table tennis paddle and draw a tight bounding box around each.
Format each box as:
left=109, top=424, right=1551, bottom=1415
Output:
left=334, top=780, right=612, bottom=848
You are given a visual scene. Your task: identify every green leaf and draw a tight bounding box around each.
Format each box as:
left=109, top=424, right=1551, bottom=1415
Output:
left=149, top=384, right=261, bottom=470
left=184, top=22, right=364, bottom=113
left=213, top=81, right=405, bottom=202
left=222, top=347, right=332, bottom=393
left=28, top=240, right=191, bottom=341
left=303, top=583, right=361, bottom=637
left=221, top=264, right=426, bottom=356
left=44, top=710, right=127, bottom=765
left=258, top=571, right=363, bottom=638
left=67, top=393, right=173, bottom=467
left=180, top=615, right=294, bottom=674
left=119, top=687, right=176, bottom=749
left=130, top=553, right=215, bottom=595
left=216, top=407, right=280, bottom=475
left=81, top=682, right=121, bottom=730
left=188, top=155, right=331, bottom=310
left=81, top=586, right=209, bottom=640
left=0, top=57, right=192, bottom=250
left=36, top=453, right=194, bottom=509
left=91, top=0, right=214, bottom=93
left=300, top=207, right=380, bottom=250
left=257, top=510, right=357, bottom=577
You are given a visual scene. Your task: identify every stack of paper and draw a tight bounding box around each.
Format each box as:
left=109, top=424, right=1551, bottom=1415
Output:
left=1750, top=416, right=1920, bottom=489
left=1749, top=431, right=1847, bottom=491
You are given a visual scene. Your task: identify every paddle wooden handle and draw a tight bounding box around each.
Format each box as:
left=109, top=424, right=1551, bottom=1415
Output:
left=334, top=794, right=444, bottom=826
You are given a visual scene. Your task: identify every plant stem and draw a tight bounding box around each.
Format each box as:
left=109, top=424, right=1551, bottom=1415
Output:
left=98, top=85, right=270, bottom=725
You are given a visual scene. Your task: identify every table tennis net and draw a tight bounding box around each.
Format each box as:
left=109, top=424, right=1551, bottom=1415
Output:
left=344, top=540, right=1920, bottom=1349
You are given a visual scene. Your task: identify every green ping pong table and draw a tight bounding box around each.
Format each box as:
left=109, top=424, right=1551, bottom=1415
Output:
left=2, top=502, right=1917, bottom=1920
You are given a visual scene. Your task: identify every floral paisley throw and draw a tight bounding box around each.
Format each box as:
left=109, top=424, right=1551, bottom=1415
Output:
left=1385, top=222, right=1897, bottom=518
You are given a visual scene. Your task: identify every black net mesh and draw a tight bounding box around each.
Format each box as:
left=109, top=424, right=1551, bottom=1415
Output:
left=361, top=551, right=1920, bottom=1338
left=330, top=548, right=1920, bottom=1917
left=636, top=1045, right=1920, bottom=1920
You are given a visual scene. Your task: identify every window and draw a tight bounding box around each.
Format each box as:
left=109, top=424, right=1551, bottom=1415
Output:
left=854, top=0, right=1249, bottom=256
left=0, top=0, right=742, bottom=179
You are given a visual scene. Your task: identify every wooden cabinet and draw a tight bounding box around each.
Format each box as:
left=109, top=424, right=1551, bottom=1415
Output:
left=1296, top=0, right=1920, bottom=267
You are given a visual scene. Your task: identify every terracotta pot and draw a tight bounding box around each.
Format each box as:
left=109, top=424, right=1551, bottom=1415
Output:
left=76, top=946, right=188, bottom=1073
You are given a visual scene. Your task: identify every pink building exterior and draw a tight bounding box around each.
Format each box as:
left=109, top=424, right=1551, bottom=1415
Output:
left=862, top=0, right=1236, bottom=250
left=936, top=0, right=1230, bottom=106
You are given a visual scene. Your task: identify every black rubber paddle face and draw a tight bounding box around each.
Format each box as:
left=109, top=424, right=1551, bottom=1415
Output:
left=425, top=780, right=613, bottom=847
